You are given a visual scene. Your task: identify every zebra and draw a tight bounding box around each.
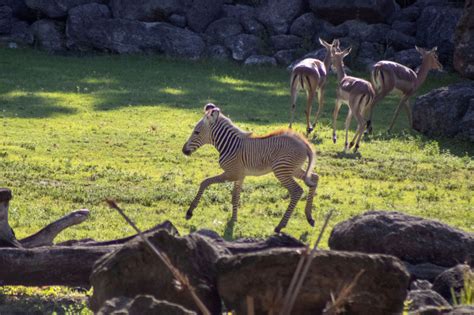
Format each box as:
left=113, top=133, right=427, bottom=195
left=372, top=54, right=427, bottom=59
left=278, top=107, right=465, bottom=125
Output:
left=182, top=103, right=320, bottom=233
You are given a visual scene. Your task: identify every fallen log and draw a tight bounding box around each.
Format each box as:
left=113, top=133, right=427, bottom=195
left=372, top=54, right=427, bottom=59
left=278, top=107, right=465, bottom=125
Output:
left=0, top=245, right=119, bottom=287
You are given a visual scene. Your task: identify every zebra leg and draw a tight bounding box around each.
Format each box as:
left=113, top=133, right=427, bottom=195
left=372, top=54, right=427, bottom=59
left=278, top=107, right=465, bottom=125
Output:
left=295, top=169, right=319, bottom=227
left=231, top=179, right=244, bottom=222
left=186, top=173, right=230, bottom=220
left=274, top=173, right=303, bottom=233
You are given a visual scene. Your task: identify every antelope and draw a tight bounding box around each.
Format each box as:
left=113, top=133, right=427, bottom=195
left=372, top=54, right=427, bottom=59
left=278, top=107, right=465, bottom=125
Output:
left=332, top=46, right=375, bottom=153
left=289, top=38, right=339, bottom=135
left=182, top=104, right=320, bottom=233
left=367, top=46, right=443, bottom=132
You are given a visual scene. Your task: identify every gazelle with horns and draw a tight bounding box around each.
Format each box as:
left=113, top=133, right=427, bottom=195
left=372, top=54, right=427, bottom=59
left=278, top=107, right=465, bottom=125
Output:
left=289, top=38, right=339, bottom=135
left=367, top=46, right=443, bottom=132
left=332, top=45, right=375, bottom=153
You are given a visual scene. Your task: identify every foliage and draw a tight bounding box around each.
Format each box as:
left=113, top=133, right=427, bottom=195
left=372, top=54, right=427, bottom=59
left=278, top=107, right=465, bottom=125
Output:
left=451, top=270, right=474, bottom=306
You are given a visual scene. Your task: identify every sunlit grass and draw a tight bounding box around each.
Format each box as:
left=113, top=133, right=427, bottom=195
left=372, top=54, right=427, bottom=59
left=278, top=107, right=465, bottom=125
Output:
left=0, top=48, right=472, bottom=248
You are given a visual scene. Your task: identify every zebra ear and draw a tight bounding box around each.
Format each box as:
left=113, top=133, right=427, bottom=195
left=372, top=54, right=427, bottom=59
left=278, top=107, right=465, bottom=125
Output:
left=205, top=107, right=220, bottom=123
left=204, top=103, right=217, bottom=112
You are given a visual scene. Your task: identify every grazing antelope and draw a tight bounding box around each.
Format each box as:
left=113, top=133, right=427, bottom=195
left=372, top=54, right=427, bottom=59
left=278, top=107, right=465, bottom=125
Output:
left=182, top=104, right=319, bottom=233
left=367, top=46, right=443, bottom=132
left=289, top=38, right=339, bottom=135
left=332, top=46, right=375, bottom=153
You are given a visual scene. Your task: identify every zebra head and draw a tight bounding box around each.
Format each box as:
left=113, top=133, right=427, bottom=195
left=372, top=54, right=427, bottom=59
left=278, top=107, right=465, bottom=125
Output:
left=182, top=103, right=220, bottom=156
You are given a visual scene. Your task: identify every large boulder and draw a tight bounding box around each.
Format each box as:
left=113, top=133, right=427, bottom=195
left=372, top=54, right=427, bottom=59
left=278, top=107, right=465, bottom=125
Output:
left=453, top=0, right=474, bottom=79
left=274, top=48, right=306, bottom=66
left=89, top=229, right=227, bottom=313
left=416, top=5, right=463, bottom=64
left=185, top=0, right=223, bottom=33
left=9, top=19, right=33, bottom=45
left=289, top=13, right=318, bottom=39
left=309, top=0, right=398, bottom=24
left=205, top=17, right=242, bottom=44
left=406, top=290, right=451, bottom=314
left=97, top=295, right=196, bottom=315
left=392, top=20, right=416, bottom=36
left=329, top=211, right=474, bottom=267
left=224, top=34, right=263, bottom=61
left=0, top=0, right=33, bottom=20
left=390, top=48, right=422, bottom=69
left=0, top=5, right=12, bottom=34
left=31, top=19, right=66, bottom=52
left=25, top=0, right=105, bottom=18
left=270, top=34, right=302, bottom=51
left=217, top=248, right=409, bottom=314
left=109, top=0, right=184, bottom=22
left=67, top=3, right=205, bottom=58
left=432, top=264, right=473, bottom=304
left=412, top=82, right=474, bottom=141
left=244, top=55, right=276, bottom=66
left=256, top=0, right=304, bottom=34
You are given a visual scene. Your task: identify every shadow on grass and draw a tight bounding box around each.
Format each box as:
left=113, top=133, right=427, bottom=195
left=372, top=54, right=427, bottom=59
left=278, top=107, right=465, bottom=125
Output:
left=335, top=151, right=362, bottom=159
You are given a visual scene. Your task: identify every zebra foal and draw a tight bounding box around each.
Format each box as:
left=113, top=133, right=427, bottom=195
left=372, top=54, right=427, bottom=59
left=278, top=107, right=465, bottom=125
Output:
left=182, top=103, right=320, bottom=233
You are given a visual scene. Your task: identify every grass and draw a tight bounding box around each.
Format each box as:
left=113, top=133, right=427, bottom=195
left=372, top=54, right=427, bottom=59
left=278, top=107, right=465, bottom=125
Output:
left=0, top=47, right=472, bottom=313
left=0, top=48, right=472, bottom=246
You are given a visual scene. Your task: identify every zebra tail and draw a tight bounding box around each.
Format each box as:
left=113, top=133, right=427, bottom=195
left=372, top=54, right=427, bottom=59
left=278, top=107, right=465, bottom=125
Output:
left=304, top=143, right=316, bottom=187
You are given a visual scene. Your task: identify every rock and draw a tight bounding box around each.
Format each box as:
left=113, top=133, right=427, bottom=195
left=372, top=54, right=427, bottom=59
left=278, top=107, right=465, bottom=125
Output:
left=31, top=19, right=66, bottom=52
left=186, top=0, right=224, bottom=33
left=356, top=41, right=385, bottom=70
left=0, top=0, right=32, bottom=20
left=67, top=4, right=205, bottom=58
left=309, top=0, right=399, bottom=24
left=392, top=21, right=416, bottom=36
left=25, top=0, right=105, bottom=18
left=66, top=3, right=111, bottom=51
left=97, top=295, right=197, bottom=315
left=329, top=211, right=474, bottom=267
left=405, top=262, right=448, bottom=283
left=407, top=290, right=452, bottom=313
left=270, top=34, right=302, bottom=51
left=453, top=0, right=474, bottom=79
left=289, top=13, right=318, bottom=39
left=337, top=20, right=391, bottom=44
left=274, top=48, right=305, bottom=65
left=89, top=229, right=227, bottom=314
left=168, top=14, right=186, bottom=27
left=410, top=280, right=433, bottom=291
left=390, top=48, right=422, bottom=69
left=416, top=5, right=462, bottom=64
left=256, top=0, right=304, bottom=34
left=217, top=248, right=409, bottom=314
left=244, top=55, right=276, bottom=66
left=9, top=19, right=33, bottom=45
left=240, top=15, right=264, bottom=35
left=388, top=5, right=420, bottom=23
left=205, top=17, right=242, bottom=44
left=460, top=99, right=474, bottom=142
left=432, top=264, right=473, bottom=304
left=314, top=20, right=346, bottom=43
left=224, top=34, right=263, bottom=61
left=222, top=4, right=255, bottom=19
left=0, top=5, right=12, bottom=34
left=387, top=29, right=416, bottom=50
left=412, top=82, right=474, bottom=141
left=207, top=44, right=230, bottom=60
left=109, top=0, right=184, bottom=22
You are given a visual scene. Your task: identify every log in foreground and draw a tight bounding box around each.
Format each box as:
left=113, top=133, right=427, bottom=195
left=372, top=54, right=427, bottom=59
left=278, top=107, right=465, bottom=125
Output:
left=0, top=245, right=118, bottom=287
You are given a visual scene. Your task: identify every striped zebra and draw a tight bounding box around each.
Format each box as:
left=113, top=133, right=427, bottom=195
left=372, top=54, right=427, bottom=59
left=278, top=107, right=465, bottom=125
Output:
left=182, top=103, right=319, bottom=233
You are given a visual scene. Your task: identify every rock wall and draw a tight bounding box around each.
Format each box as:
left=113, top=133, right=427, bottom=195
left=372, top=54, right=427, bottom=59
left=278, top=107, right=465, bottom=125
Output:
left=0, top=0, right=466, bottom=72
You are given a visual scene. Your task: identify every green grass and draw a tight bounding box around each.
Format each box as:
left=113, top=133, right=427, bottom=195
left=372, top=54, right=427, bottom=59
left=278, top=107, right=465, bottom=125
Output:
left=0, top=48, right=472, bottom=249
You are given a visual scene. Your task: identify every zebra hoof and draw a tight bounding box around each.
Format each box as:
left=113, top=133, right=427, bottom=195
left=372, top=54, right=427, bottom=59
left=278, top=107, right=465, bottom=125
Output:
left=307, top=218, right=315, bottom=227
left=349, top=141, right=354, bottom=149
left=185, top=211, right=193, bottom=220
left=306, top=126, right=313, bottom=134
left=274, top=226, right=283, bottom=233
left=332, top=136, right=337, bottom=144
